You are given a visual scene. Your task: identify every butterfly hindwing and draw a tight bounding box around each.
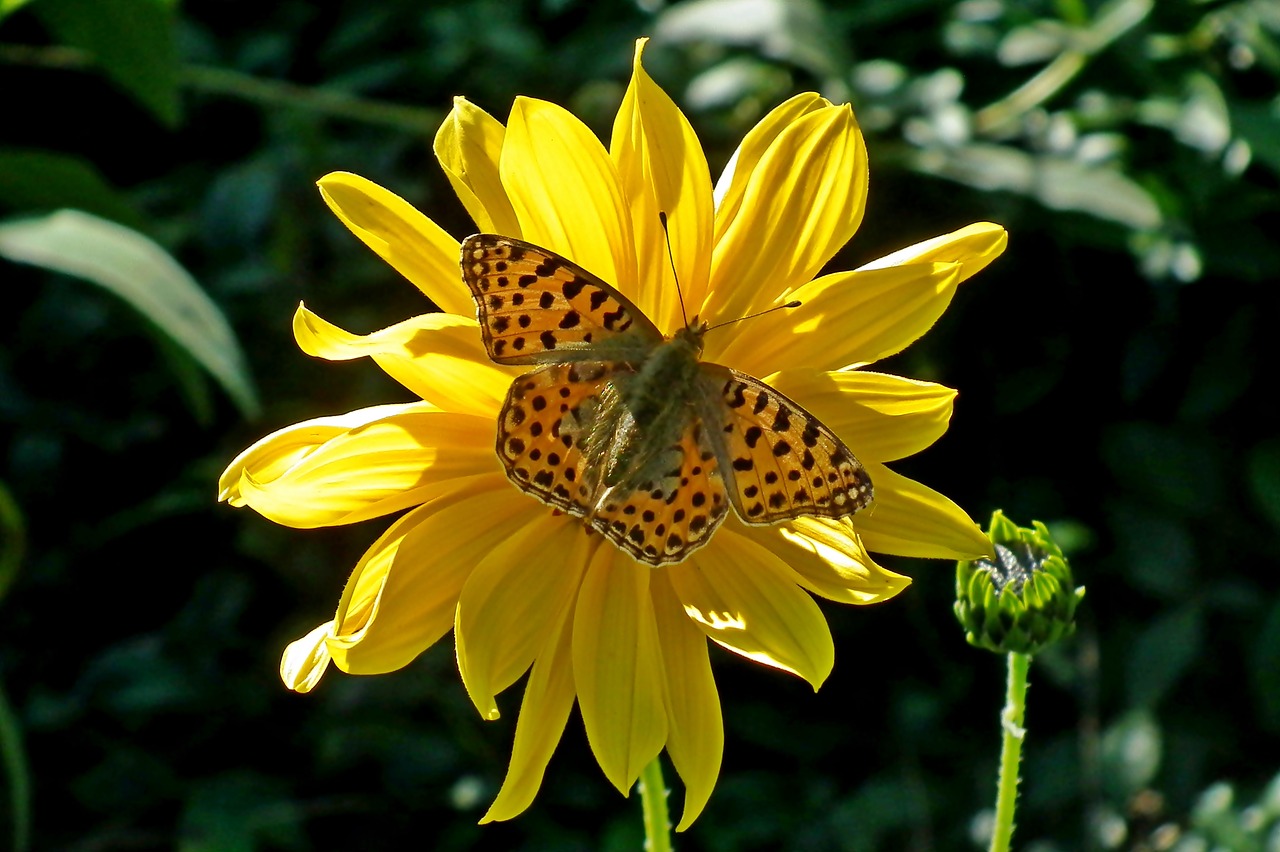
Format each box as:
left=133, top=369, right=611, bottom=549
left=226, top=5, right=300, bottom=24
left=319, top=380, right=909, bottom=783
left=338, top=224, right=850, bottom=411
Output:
left=461, top=234, right=660, bottom=366
left=699, top=365, right=874, bottom=525
left=587, top=422, right=732, bottom=565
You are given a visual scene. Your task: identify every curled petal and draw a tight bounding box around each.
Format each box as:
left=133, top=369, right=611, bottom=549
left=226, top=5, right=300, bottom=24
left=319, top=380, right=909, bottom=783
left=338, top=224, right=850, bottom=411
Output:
left=280, top=622, right=335, bottom=694
left=764, top=369, right=956, bottom=463
left=434, top=97, right=521, bottom=237
left=316, top=172, right=470, bottom=317
left=651, top=572, right=722, bottom=831
left=219, top=402, right=421, bottom=506
left=738, top=516, right=911, bottom=605
left=610, top=37, right=714, bottom=331
left=501, top=97, right=638, bottom=296
left=292, top=304, right=518, bottom=417
left=852, top=462, right=994, bottom=560
left=669, top=529, right=833, bottom=689
left=229, top=408, right=499, bottom=528
left=573, top=543, right=668, bottom=794
left=704, top=104, right=868, bottom=325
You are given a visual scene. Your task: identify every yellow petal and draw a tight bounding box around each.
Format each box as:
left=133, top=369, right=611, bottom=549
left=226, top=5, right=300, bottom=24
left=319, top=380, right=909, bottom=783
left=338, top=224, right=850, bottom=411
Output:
left=292, top=304, right=517, bottom=417
left=736, top=516, right=911, bottom=605
left=857, top=221, right=1007, bottom=285
left=232, top=409, right=499, bottom=528
left=710, top=262, right=961, bottom=374
left=610, top=38, right=714, bottom=331
left=280, top=622, right=334, bottom=693
left=764, top=369, right=956, bottom=463
left=852, top=462, right=994, bottom=560
left=573, top=543, right=668, bottom=794
left=651, top=572, right=722, bottom=831
left=704, top=104, right=868, bottom=326
left=480, top=594, right=577, bottom=824
left=219, top=402, right=421, bottom=505
left=456, top=518, right=589, bottom=720
left=501, top=97, right=638, bottom=295
left=669, top=529, right=833, bottom=689
left=713, top=93, right=831, bottom=231
left=316, top=171, right=471, bottom=317
left=326, top=480, right=529, bottom=676
left=433, top=97, right=521, bottom=237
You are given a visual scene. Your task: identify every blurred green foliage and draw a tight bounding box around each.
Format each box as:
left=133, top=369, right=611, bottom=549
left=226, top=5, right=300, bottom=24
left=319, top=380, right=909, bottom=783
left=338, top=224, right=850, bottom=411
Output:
left=1, top=0, right=1278, bottom=849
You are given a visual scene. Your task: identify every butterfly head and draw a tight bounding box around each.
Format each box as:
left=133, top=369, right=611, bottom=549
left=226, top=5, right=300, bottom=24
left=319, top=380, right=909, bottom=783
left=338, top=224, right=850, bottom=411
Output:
left=670, top=320, right=709, bottom=358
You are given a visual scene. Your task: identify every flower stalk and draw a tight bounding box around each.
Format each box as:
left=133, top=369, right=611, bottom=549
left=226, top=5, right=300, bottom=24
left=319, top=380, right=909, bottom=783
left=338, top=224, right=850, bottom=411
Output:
left=639, top=757, right=674, bottom=852
left=990, top=651, right=1030, bottom=852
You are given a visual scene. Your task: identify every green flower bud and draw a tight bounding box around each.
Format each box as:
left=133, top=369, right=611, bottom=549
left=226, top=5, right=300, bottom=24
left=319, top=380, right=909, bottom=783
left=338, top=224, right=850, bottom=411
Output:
left=955, top=510, right=1085, bottom=655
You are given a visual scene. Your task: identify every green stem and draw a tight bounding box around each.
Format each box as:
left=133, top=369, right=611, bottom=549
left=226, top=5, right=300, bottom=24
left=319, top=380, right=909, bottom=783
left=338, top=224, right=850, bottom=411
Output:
left=638, top=756, right=673, bottom=852
left=990, top=652, right=1031, bottom=852
left=0, top=679, right=31, bottom=852
left=0, top=45, right=441, bottom=132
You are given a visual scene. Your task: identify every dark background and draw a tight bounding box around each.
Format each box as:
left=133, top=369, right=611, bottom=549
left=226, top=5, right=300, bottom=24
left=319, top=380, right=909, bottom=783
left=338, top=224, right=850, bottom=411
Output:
left=2, top=0, right=1279, bottom=849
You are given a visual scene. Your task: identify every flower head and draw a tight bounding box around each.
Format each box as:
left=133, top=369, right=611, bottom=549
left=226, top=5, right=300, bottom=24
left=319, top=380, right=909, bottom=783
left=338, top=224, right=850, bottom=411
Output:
left=955, top=510, right=1085, bottom=655
left=220, top=39, right=1005, bottom=827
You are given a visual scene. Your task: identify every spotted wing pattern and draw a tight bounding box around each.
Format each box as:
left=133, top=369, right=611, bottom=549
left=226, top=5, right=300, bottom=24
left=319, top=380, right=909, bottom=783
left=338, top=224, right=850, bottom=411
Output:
left=461, top=234, right=660, bottom=365
left=497, top=362, right=732, bottom=565
left=585, top=423, right=732, bottom=565
left=702, top=366, right=874, bottom=525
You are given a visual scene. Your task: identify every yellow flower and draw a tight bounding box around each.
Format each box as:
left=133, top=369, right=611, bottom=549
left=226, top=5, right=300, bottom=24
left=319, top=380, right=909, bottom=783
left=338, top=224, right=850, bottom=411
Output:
left=219, top=40, right=1005, bottom=828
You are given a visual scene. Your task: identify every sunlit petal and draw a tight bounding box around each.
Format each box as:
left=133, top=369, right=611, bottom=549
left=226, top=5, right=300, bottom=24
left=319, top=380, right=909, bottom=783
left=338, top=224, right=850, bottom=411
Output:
left=710, top=262, right=962, bottom=373
left=651, top=572, right=722, bottom=831
left=852, top=462, right=994, bottom=560
left=456, top=520, right=589, bottom=720
left=292, top=304, right=518, bottom=416
left=502, top=97, right=638, bottom=295
left=232, top=409, right=499, bottom=528
left=764, top=369, right=956, bottom=463
left=316, top=172, right=471, bottom=316
left=480, top=593, right=577, bottom=824
left=610, top=37, right=714, bottom=330
left=670, top=529, right=834, bottom=689
left=738, top=516, right=911, bottom=605
left=326, top=479, right=526, bottom=676
left=573, top=543, right=668, bottom=793
left=704, top=104, right=868, bottom=326
left=434, top=96, right=521, bottom=237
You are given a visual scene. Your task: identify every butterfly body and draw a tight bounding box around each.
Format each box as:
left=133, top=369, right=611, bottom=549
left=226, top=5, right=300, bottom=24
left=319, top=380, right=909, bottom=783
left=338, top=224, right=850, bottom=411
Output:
left=461, top=234, right=873, bottom=566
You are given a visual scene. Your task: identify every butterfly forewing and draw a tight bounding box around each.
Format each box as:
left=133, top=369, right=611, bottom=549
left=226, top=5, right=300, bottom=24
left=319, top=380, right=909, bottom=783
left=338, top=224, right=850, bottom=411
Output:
left=700, top=366, right=874, bottom=525
left=461, top=234, right=660, bottom=365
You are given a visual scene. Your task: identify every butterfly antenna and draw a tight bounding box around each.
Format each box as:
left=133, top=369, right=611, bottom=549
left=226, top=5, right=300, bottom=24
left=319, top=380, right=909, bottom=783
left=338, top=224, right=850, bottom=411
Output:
left=658, top=212, right=692, bottom=329
left=704, top=299, right=803, bottom=334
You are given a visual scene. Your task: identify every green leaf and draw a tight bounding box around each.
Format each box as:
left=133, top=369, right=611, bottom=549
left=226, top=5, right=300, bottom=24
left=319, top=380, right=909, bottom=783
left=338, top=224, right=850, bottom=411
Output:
left=0, top=0, right=38, bottom=21
left=0, top=210, right=260, bottom=418
left=32, top=0, right=180, bottom=126
left=0, top=148, right=144, bottom=228
left=1126, top=605, right=1203, bottom=709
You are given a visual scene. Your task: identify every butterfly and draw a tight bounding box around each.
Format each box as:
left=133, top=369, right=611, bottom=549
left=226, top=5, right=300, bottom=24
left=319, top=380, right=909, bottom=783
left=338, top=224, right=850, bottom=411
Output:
left=460, top=233, right=873, bottom=566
